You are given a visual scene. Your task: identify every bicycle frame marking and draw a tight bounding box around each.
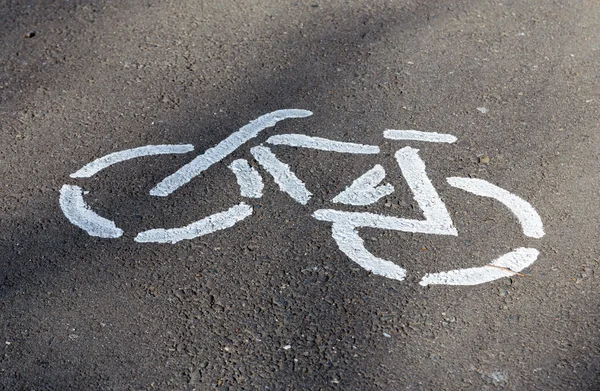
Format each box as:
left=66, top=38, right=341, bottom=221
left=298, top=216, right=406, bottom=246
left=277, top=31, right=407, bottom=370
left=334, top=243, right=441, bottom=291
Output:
left=60, top=109, right=546, bottom=287
left=330, top=223, right=408, bottom=281
left=250, top=146, right=312, bottom=205
left=266, top=134, right=380, bottom=154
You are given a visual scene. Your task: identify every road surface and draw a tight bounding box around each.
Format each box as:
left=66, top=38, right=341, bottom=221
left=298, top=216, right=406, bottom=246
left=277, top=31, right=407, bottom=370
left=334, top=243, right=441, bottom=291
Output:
left=1, top=0, right=599, bottom=389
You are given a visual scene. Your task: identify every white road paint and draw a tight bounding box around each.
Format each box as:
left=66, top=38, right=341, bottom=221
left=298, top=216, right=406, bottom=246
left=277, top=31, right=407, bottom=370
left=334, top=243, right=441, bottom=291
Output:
left=70, top=144, right=195, bottom=178
left=332, top=165, right=394, bottom=206
left=419, top=247, right=539, bottom=286
left=61, top=111, right=545, bottom=288
left=395, top=147, right=457, bottom=235
left=313, top=210, right=458, bottom=236
left=384, top=130, right=457, bottom=143
left=447, top=177, right=545, bottom=238
left=59, top=185, right=123, bottom=238
left=314, top=146, right=458, bottom=280
left=134, top=202, right=253, bottom=244
left=331, top=223, right=407, bottom=281
left=150, top=109, right=312, bottom=197
left=266, top=134, right=380, bottom=154
left=228, top=159, right=264, bottom=198
left=250, top=146, right=312, bottom=205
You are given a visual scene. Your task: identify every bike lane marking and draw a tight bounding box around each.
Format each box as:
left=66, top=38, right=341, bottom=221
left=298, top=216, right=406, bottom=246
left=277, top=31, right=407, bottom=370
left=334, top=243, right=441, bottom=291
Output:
left=250, top=146, right=312, bottom=205
left=447, top=177, right=545, bottom=238
left=134, top=202, right=253, bottom=244
left=70, top=144, right=195, bottom=178
left=313, top=210, right=457, bottom=235
left=394, top=147, right=457, bottom=234
left=59, top=111, right=545, bottom=287
left=384, top=129, right=458, bottom=143
left=313, top=146, right=458, bottom=279
left=419, top=247, right=539, bottom=286
left=332, top=164, right=394, bottom=206
left=59, top=185, right=124, bottom=238
left=331, top=223, right=407, bottom=281
left=150, top=109, right=313, bottom=197
left=265, top=134, right=380, bottom=154
left=317, top=146, right=458, bottom=236
left=228, top=159, right=264, bottom=198
left=314, top=146, right=459, bottom=256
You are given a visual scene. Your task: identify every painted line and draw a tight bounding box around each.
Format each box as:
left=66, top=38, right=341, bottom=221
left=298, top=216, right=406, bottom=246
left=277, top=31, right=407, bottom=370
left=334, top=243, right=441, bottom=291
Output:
left=250, top=146, right=312, bottom=205
left=331, top=223, right=407, bottom=281
left=332, top=164, right=394, bottom=206
left=384, top=130, right=457, bottom=143
left=70, top=144, right=195, bottom=178
left=134, top=202, right=253, bottom=244
left=150, top=109, right=313, bottom=197
left=315, top=146, right=457, bottom=280
left=59, top=185, right=123, bottom=238
left=395, top=147, right=457, bottom=234
left=228, top=159, right=264, bottom=198
left=447, top=177, right=545, bottom=238
left=419, top=247, right=539, bottom=286
left=313, top=209, right=457, bottom=235
left=266, top=134, right=380, bottom=154
left=315, top=147, right=457, bottom=235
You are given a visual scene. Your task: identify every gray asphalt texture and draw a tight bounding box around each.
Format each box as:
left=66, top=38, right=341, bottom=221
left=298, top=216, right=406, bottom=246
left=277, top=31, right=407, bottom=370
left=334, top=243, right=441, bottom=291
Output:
left=1, top=0, right=600, bottom=390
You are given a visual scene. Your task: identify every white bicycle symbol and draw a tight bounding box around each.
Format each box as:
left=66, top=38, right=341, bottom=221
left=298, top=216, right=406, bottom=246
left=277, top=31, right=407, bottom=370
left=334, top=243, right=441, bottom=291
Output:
left=60, top=109, right=545, bottom=287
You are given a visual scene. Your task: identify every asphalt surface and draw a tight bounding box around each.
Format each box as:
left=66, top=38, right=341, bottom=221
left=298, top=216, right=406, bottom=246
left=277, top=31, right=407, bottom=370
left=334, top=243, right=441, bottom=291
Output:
left=1, top=0, right=600, bottom=390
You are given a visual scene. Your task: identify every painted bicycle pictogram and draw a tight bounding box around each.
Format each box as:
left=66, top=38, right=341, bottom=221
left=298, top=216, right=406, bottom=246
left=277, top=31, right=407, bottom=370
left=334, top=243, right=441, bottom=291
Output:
left=60, top=109, right=545, bottom=286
